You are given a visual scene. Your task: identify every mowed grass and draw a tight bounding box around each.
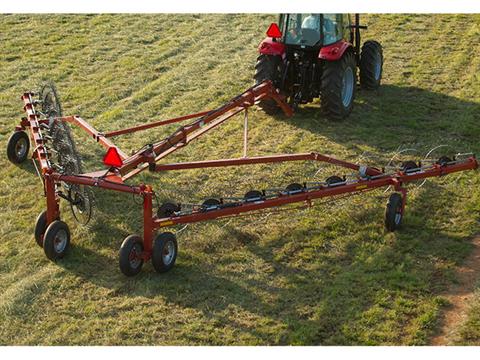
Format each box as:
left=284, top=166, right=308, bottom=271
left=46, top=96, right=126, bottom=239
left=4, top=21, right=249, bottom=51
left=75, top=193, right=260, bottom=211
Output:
left=0, top=14, right=479, bottom=345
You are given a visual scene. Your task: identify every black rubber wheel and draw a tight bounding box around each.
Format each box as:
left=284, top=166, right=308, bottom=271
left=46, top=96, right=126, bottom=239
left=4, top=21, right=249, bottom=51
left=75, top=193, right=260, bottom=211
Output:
left=43, top=220, right=70, bottom=261
left=152, top=232, right=178, bottom=273
left=244, top=190, right=264, bottom=202
left=321, top=51, right=357, bottom=119
left=385, top=193, right=403, bottom=232
left=119, top=235, right=144, bottom=277
left=359, top=40, right=383, bottom=90
left=34, top=211, right=48, bottom=248
left=157, top=202, right=180, bottom=218
left=254, top=54, right=283, bottom=115
left=7, top=131, right=30, bottom=164
left=326, top=176, right=344, bottom=186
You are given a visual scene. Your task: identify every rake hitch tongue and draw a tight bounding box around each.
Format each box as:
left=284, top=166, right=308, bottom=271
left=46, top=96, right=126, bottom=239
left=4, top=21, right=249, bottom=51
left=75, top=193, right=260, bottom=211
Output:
left=8, top=80, right=479, bottom=276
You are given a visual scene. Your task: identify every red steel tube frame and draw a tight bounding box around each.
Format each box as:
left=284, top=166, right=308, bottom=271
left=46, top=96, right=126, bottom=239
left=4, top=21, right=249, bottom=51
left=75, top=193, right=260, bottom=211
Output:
left=153, top=157, right=478, bottom=227
left=15, top=81, right=479, bottom=263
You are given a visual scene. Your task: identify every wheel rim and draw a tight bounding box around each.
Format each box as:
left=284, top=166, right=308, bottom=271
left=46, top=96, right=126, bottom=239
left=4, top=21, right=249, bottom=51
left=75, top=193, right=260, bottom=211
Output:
left=129, top=244, right=142, bottom=269
left=394, top=207, right=402, bottom=225
left=54, top=229, right=68, bottom=253
left=341, top=67, right=354, bottom=107
left=374, top=52, right=382, bottom=81
left=15, top=137, right=28, bottom=159
left=162, top=240, right=175, bottom=266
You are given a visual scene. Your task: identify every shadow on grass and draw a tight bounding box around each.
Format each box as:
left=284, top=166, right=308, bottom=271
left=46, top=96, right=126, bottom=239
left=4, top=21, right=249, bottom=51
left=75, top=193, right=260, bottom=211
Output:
left=283, top=84, right=480, bottom=154
left=54, top=179, right=478, bottom=344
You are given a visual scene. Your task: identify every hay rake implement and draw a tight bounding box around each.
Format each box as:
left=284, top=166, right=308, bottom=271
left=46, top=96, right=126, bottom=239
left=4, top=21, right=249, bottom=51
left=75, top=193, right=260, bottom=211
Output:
left=7, top=81, right=479, bottom=276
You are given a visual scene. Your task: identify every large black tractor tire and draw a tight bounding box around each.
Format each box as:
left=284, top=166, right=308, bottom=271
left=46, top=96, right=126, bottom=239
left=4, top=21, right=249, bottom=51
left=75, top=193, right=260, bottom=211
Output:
left=254, top=54, right=283, bottom=115
left=321, top=51, right=357, bottom=119
left=359, top=40, right=383, bottom=90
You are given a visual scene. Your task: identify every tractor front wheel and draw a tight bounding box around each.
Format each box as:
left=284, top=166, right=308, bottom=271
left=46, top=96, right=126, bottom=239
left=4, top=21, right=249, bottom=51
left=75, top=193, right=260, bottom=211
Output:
left=7, top=131, right=30, bottom=164
left=321, top=51, right=357, bottom=119
left=359, top=40, right=383, bottom=89
left=254, top=54, right=283, bottom=115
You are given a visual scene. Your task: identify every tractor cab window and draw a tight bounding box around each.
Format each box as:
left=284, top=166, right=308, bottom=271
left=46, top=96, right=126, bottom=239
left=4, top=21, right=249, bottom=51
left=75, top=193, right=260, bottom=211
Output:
left=285, top=14, right=321, bottom=47
left=322, top=14, right=343, bottom=45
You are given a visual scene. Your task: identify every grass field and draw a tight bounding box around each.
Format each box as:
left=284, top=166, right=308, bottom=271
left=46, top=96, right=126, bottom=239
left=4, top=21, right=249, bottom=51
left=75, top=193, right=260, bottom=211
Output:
left=0, top=14, right=480, bottom=345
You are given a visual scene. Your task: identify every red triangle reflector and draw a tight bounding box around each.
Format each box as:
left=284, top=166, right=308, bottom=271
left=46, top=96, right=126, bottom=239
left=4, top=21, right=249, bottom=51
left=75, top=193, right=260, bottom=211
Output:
left=103, top=147, right=123, bottom=168
left=266, top=23, right=282, bottom=38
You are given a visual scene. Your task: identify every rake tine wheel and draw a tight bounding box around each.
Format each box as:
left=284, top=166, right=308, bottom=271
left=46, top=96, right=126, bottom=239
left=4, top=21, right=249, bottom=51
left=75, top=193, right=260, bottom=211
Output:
left=420, top=144, right=461, bottom=188
left=383, top=147, right=422, bottom=192
left=39, top=82, right=95, bottom=225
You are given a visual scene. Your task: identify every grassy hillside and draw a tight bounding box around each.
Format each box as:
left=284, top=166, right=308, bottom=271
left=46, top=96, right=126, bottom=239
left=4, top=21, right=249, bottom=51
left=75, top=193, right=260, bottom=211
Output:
left=0, top=14, right=479, bottom=345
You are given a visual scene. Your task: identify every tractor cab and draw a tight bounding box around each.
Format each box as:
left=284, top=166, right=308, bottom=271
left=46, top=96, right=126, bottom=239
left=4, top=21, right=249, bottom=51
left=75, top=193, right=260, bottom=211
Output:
left=280, top=14, right=351, bottom=48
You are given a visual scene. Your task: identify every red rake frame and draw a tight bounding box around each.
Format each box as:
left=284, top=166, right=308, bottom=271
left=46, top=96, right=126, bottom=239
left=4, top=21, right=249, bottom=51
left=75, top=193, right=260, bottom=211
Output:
left=13, top=80, right=479, bottom=274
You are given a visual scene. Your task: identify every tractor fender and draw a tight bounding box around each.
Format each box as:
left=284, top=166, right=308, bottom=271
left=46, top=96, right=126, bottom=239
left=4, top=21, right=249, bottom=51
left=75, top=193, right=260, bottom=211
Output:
left=318, top=40, right=353, bottom=61
left=258, top=37, right=286, bottom=57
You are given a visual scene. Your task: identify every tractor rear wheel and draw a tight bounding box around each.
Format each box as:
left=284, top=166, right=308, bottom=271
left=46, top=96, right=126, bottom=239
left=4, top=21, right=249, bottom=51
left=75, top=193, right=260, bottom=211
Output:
left=254, top=54, right=283, bottom=115
left=359, top=40, right=383, bottom=89
left=321, top=51, right=357, bottom=119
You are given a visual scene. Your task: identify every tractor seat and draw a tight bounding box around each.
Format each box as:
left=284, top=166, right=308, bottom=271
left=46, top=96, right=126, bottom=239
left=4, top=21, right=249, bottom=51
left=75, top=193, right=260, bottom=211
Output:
left=299, top=28, right=320, bottom=46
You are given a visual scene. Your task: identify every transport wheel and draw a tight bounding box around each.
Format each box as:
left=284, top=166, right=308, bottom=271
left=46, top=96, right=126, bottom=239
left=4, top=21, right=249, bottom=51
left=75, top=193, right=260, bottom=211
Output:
left=7, top=131, right=30, bottom=164
left=34, top=211, right=48, bottom=248
left=385, top=193, right=403, bottom=232
left=326, top=176, right=344, bottom=186
left=43, top=220, right=71, bottom=261
left=359, top=40, right=383, bottom=90
left=321, top=51, right=357, bottom=119
left=119, top=235, right=144, bottom=277
left=157, top=202, right=180, bottom=218
left=244, top=190, right=264, bottom=202
left=152, top=232, right=178, bottom=274
left=254, top=54, right=283, bottom=115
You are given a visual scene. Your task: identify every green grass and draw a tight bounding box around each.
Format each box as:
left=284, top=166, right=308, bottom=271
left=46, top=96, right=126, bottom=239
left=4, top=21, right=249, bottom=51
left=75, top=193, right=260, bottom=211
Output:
left=0, top=14, right=480, bottom=345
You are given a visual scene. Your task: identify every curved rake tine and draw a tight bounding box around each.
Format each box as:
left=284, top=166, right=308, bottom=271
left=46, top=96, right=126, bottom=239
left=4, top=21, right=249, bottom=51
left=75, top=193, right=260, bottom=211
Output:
left=420, top=144, right=463, bottom=188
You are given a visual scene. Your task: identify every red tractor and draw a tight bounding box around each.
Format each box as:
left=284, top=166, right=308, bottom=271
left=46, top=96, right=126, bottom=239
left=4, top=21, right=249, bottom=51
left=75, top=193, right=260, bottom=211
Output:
left=254, top=14, right=383, bottom=119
